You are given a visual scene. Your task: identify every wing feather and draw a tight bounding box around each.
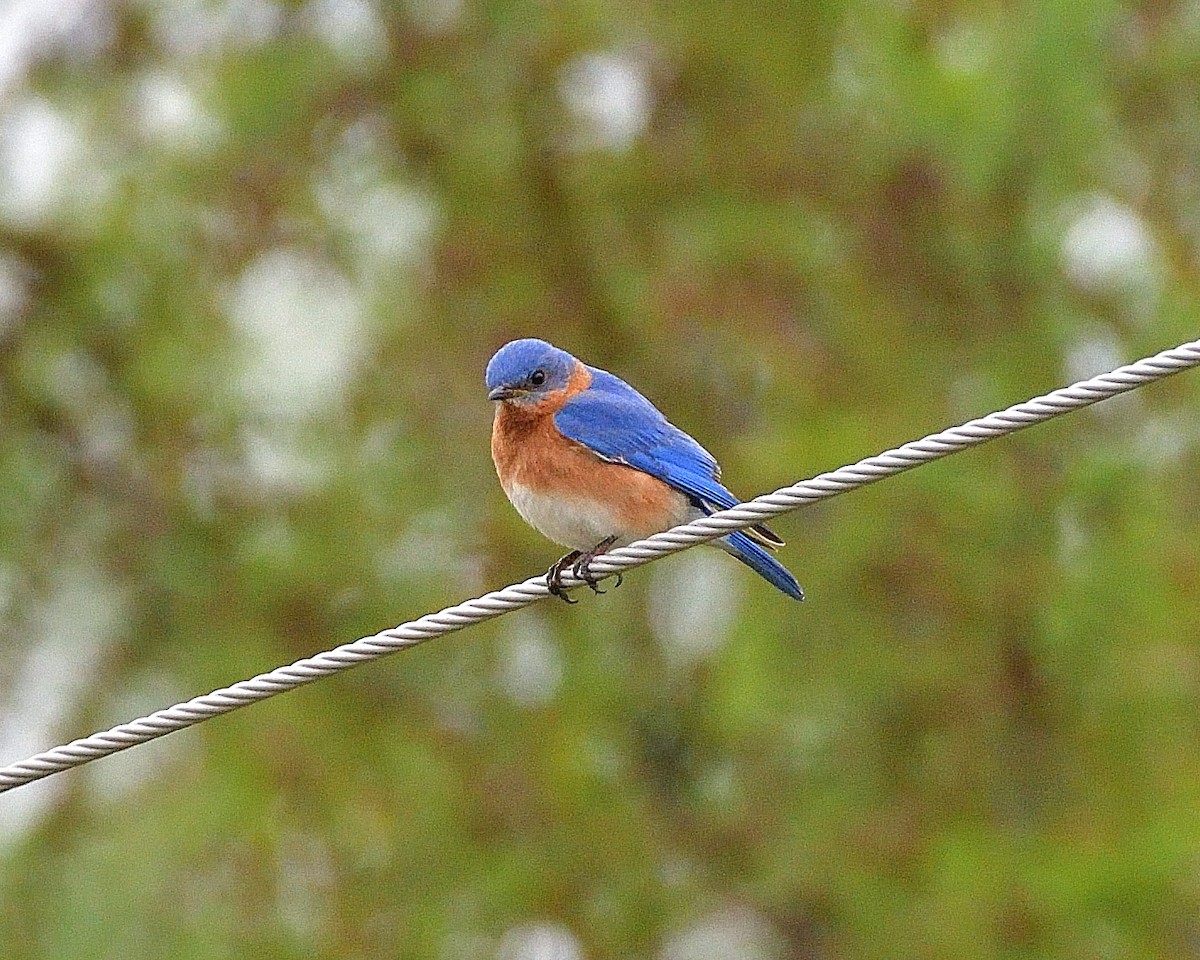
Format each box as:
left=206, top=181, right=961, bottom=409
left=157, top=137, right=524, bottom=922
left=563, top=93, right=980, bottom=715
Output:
left=554, top=368, right=783, bottom=548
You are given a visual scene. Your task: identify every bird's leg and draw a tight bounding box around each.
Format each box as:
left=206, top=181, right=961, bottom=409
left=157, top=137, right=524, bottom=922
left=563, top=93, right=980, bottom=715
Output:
left=546, top=550, right=582, bottom=603
left=572, top=536, right=619, bottom=594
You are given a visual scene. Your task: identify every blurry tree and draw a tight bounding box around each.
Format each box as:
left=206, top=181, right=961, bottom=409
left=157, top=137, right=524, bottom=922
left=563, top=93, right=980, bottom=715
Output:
left=0, top=1, right=1199, bottom=958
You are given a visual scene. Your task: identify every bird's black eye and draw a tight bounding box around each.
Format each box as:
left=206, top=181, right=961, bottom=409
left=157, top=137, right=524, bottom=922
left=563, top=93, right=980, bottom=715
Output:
left=530, top=369, right=546, bottom=387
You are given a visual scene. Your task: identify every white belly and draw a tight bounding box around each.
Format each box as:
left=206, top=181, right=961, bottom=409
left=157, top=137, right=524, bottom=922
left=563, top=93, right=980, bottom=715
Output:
left=504, top=480, right=696, bottom=551
left=506, top=482, right=624, bottom=550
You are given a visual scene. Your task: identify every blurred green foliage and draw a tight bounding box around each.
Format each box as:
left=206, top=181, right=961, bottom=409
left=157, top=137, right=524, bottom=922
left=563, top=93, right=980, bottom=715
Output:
left=1, top=1, right=1199, bottom=958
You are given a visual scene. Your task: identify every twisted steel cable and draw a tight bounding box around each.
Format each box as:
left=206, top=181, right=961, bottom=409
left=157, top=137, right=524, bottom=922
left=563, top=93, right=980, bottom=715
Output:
left=1, top=337, right=1198, bottom=794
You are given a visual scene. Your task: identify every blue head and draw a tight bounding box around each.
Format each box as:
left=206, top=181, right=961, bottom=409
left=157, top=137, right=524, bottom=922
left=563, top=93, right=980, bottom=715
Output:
left=486, top=339, right=577, bottom=404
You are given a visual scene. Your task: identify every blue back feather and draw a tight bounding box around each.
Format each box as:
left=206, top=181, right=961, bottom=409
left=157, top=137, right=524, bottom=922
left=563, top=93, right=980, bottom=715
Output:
left=554, top=367, right=801, bottom=600
left=554, top=368, right=741, bottom=509
left=551, top=363, right=804, bottom=601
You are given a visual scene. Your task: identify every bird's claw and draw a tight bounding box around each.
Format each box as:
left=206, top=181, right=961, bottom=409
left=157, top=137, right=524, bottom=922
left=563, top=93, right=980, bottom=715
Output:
left=572, top=555, right=605, bottom=594
left=571, top=536, right=618, bottom=596
left=547, top=537, right=620, bottom=602
left=546, top=551, right=581, bottom=604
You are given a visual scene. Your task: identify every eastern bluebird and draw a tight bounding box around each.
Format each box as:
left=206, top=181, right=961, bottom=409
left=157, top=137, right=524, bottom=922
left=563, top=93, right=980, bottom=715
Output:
left=486, top=338, right=804, bottom=602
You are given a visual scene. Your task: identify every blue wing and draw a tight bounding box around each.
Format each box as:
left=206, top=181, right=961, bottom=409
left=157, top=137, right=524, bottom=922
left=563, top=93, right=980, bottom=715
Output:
left=555, top=369, right=727, bottom=503
left=555, top=369, right=783, bottom=547
left=554, top=369, right=802, bottom=600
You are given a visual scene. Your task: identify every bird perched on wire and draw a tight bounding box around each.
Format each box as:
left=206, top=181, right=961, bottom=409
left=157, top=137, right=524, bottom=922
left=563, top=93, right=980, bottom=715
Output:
left=486, top=338, right=803, bottom=603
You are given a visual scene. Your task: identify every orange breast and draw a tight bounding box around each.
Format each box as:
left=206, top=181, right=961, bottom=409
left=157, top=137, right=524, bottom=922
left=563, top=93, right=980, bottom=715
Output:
left=491, top=393, right=689, bottom=540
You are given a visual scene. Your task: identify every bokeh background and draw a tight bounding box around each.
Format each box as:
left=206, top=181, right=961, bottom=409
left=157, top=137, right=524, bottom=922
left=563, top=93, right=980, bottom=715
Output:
left=1, top=1, right=1199, bottom=957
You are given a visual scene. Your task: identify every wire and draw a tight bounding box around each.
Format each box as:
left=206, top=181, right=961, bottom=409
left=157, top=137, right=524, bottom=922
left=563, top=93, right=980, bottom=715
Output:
left=1, top=337, right=1198, bottom=794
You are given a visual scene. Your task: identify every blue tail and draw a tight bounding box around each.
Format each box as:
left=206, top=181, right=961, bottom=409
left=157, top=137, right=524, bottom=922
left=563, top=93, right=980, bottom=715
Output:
left=721, top=530, right=805, bottom=601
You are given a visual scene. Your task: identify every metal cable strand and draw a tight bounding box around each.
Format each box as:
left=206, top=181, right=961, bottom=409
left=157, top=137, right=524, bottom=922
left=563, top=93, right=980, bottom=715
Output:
left=2, top=337, right=1198, bottom=793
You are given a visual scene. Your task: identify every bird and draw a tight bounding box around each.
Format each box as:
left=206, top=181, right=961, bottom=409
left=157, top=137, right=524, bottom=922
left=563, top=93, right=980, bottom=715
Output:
left=485, top=338, right=804, bottom=603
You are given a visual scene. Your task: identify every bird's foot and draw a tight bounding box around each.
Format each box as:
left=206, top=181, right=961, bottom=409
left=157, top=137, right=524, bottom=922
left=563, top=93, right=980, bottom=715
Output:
left=546, top=551, right=582, bottom=603
left=572, top=536, right=618, bottom=595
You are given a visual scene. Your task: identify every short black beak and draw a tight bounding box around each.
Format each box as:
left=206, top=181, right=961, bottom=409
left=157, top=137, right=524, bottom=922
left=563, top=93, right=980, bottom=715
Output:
left=488, top=386, right=519, bottom=401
